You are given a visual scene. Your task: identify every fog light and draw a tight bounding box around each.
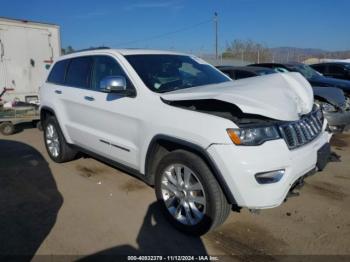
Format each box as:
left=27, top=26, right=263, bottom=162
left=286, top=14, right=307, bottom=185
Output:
left=255, top=170, right=285, bottom=184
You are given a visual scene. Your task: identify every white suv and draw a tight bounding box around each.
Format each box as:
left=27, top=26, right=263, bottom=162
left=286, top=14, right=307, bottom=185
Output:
left=40, top=48, right=331, bottom=235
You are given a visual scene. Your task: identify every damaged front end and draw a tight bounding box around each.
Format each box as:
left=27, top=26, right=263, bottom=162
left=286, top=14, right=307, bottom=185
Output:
left=159, top=73, right=337, bottom=210
left=165, top=98, right=325, bottom=150
left=163, top=98, right=277, bottom=126
left=161, top=73, right=329, bottom=149
left=161, top=72, right=314, bottom=122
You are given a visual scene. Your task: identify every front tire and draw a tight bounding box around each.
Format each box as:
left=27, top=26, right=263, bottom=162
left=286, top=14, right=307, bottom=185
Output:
left=43, top=116, right=77, bottom=163
left=155, top=150, right=231, bottom=235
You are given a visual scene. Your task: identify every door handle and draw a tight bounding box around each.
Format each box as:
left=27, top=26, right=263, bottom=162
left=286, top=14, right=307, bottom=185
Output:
left=84, top=96, right=95, bottom=101
left=55, top=90, right=62, bottom=94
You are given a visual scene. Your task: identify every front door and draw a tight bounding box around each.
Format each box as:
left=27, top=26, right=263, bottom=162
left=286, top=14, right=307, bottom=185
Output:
left=64, top=55, right=141, bottom=169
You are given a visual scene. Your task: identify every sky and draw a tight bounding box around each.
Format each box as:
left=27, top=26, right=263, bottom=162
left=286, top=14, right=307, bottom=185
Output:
left=1, top=0, right=350, bottom=53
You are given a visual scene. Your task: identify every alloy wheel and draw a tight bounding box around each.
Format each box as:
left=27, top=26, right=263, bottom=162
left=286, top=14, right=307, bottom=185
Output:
left=160, top=164, right=206, bottom=225
left=46, top=124, right=60, bottom=158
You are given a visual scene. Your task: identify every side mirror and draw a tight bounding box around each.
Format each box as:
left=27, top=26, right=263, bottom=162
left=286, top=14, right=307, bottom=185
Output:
left=100, top=76, right=127, bottom=93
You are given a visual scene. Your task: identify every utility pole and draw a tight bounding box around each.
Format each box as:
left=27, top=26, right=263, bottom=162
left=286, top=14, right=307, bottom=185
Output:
left=214, top=12, right=218, bottom=60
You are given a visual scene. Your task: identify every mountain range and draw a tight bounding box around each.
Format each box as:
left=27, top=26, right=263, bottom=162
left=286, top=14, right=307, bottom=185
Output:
left=270, top=47, right=350, bottom=59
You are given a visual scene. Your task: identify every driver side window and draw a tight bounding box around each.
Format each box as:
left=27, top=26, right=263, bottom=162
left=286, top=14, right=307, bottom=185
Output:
left=91, top=56, right=131, bottom=91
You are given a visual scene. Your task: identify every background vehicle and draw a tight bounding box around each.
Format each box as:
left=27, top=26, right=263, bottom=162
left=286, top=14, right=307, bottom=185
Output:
left=0, top=87, right=40, bottom=135
left=0, top=104, right=39, bottom=135
left=216, top=66, right=275, bottom=80
left=0, top=17, right=61, bottom=104
left=249, top=62, right=350, bottom=96
left=217, top=65, right=350, bottom=133
left=40, top=49, right=330, bottom=235
left=311, top=62, right=350, bottom=81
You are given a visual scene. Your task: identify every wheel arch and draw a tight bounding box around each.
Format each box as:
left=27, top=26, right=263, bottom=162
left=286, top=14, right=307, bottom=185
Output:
left=40, top=106, right=56, bottom=124
left=145, top=134, right=237, bottom=205
left=40, top=106, right=73, bottom=144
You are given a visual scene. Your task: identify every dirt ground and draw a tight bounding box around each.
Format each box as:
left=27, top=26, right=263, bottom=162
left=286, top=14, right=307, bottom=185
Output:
left=0, top=126, right=349, bottom=261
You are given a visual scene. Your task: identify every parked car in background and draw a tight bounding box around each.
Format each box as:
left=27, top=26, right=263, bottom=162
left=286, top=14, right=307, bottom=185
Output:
left=249, top=62, right=350, bottom=96
left=40, top=49, right=331, bottom=235
left=310, top=62, right=350, bottom=81
left=216, top=66, right=275, bottom=80
left=308, top=87, right=350, bottom=133
left=218, top=65, right=350, bottom=133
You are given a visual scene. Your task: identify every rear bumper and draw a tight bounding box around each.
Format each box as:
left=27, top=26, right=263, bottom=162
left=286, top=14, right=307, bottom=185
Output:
left=207, top=130, right=331, bottom=209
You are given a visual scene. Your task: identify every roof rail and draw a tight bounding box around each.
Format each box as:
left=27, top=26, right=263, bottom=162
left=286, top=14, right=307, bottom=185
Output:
left=70, top=46, right=111, bottom=54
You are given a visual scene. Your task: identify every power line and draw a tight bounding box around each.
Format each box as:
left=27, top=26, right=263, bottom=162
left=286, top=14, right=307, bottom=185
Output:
left=114, top=19, right=212, bottom=47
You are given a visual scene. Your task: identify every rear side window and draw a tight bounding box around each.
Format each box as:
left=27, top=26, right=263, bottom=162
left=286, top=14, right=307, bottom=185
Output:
left=65, top=57, right=92, bottom=89
left=47, top=60, right=69, bottom=84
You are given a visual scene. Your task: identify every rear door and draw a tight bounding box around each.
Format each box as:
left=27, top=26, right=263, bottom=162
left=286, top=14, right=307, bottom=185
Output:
left=56, top=56, right=100, bottom=151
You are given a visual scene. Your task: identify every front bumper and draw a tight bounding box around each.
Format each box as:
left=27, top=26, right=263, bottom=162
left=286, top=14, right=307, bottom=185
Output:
left=324, top=110, right=350, bottom=132
left=207, top=129, right=331, bottom=209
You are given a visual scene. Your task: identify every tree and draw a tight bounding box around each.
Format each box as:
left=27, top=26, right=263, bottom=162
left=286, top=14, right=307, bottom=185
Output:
left=61, top=46, right=75, bottom=55
left=223, top=39, right=272, bottom=63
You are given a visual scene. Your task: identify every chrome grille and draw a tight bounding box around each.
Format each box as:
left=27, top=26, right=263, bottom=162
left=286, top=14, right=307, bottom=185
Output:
left=279, top=108, right=324, bottom=150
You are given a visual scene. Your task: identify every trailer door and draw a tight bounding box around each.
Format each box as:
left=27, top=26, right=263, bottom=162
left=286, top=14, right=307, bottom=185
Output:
left=0, top=25, right=54, bottom=102
left=26, top=27, right=54, bottom=101
left=0, top=30, right=7, bottom=92
left=0, top=25, right=28, bottom=100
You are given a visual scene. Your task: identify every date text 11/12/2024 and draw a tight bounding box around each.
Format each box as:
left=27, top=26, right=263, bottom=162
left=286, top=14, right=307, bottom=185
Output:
left=127, top=256, right=219, bottom=261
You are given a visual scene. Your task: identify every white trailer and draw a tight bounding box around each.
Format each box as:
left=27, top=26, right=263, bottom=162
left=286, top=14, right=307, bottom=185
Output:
left=0, top=17, right=60, bottom=103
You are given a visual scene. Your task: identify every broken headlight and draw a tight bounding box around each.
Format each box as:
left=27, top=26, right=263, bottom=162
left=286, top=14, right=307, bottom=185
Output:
left=227, top=126, right=280, bottom=146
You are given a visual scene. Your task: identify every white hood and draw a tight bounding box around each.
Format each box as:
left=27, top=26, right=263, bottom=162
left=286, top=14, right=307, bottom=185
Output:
left=161, top=72, right=314, bottom=121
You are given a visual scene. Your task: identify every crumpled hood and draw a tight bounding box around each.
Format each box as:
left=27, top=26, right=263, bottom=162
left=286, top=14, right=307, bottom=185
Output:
left=161, top=72, right=314, bottom=121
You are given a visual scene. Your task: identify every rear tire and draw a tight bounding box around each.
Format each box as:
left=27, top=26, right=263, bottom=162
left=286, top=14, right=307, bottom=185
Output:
left=0, top=122, right=15, bottom=136
left=43, top=116, right=77, bottom=163
left=155, top=150, right=231, bottom=235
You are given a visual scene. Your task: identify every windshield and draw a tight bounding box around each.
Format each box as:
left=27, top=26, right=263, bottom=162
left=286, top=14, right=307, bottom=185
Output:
left=125, top=54, right=230, bottom=93
left=289, top=64, right=320, bottom=80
